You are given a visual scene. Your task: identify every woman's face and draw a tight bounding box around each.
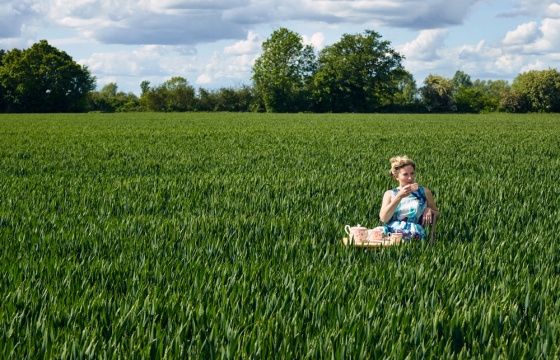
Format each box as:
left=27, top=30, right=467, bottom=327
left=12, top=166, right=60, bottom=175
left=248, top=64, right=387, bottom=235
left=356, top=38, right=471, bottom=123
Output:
left=395, top=165, right=415, bottom=187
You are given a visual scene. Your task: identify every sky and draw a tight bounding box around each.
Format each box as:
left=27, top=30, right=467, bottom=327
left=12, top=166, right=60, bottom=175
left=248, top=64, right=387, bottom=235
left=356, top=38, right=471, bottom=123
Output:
left=1, top=0, right=559, bottom=95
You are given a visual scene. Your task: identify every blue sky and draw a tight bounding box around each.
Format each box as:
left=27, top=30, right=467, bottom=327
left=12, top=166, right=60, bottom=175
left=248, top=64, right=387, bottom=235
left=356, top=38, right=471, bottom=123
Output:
left=1, top=0, right=559, bottom=95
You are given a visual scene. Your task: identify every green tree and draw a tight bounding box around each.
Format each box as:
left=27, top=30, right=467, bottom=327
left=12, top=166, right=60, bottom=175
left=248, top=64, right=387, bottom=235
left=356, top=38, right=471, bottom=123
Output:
left=232, top=85, right=254, bottom=112
left=0, top=40, right=96, bottom=113
left=313, top=30, right=405, bottom=113
left=100, top=82, right=118, bottom=99
left=89, top=83, right=117, bottom=112
left=143, top=77, right=195, bottom=112
left=378, top=70, right=422, bottom=112
left=0, top=49, right=5, bottom=112
left=392, top=70, right=418, bottom=105
left=195, top=86, right=254, bottom=112
left=473, top=79, right=510, bottom=111
left=142, top=86, right=168, bottom=112
left=450, top=71, right=489, bottom=113
left=252, top=28, right=316, bottom=112
left=400, top=74, right=419, bottom=104
left=213, top=85, right=254, bottom=112
left=451, top=70, right=473, bottom=88
left=197, top=87, right=216, bottom=112
left=454, top=87, right=488, bottom=113
left=419, top=75, right=455, bottom=112
left=162, top=77, right=196, bottom=111
left=451, top=70, right=486, bottom=113
left=499, top=90, right=528, bottom=113
left=140, top=80, right=151, bottom=97
left=92, top=82, right=118, bottom=112
left=473, top=79, right=510, bottom=99
left=112, top=91, right=141, bottom=112
left=512, top=69, right=560, bottom=112
left=89, top=83, right=141, bottom=112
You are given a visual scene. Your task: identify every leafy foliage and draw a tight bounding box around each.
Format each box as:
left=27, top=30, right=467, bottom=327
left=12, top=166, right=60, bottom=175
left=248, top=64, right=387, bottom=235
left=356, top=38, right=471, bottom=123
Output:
left=89, top=83, right=142, bottom=113
left=378, top=71, right=424, bottom=113
left=197, top=85, right=254, bottom=112
left=4, top=35, right=560, bottom=115
left=252, top=28, right=316, bottom=112
left=499, top=90, right=528, bottom=113
left=473, top=79, right=511, bottom=112
left=451, top=70, right=473, bottom=88
left=419, top=75, right=455, bottom=112
left=1, top=113, right=560, bottom=357
left=138, top=79, right=254, bottom=113
left=141, top=77, right=197, bottom=112
left=395, top=70, right=419, bottom=105
left=0, top=49, right=5, bottom=112
left=0, top=40, right=95, bottom=113
left=455, top=86, right=489, bottom=113
left=313, top=30, right=405, bottom=113
left=512, top=69, right=560, bottom=112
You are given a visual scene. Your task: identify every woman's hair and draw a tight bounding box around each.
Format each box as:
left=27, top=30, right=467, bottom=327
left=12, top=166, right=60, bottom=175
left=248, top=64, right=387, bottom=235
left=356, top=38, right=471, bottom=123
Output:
left=389, top=156, right=416, bottom=177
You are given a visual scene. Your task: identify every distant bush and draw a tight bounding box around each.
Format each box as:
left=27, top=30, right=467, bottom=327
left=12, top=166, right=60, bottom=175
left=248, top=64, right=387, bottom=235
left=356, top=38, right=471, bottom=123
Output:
left=89, top=83, right=143, bottom=113
left=499, top=90, right=528, bottom=113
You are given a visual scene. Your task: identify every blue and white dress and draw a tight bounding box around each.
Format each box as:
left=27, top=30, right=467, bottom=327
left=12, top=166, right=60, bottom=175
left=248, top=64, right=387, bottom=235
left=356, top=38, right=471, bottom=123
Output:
left=384, top=186, right=428, bottom=240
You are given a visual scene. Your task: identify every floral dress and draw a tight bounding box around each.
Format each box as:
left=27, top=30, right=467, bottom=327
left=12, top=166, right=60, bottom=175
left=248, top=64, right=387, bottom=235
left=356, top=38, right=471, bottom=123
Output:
left=383, top=186, right=428, bottom=240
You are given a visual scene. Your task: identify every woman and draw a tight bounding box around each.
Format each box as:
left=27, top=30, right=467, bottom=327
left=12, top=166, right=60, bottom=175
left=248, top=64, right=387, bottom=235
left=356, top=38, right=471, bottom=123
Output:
left=378, top=156, right=440, bottom=240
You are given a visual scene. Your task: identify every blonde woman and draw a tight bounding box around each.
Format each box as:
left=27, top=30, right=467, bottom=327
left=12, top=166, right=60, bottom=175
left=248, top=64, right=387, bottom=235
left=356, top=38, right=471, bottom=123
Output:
left=378, top=156, right=440, bottom=240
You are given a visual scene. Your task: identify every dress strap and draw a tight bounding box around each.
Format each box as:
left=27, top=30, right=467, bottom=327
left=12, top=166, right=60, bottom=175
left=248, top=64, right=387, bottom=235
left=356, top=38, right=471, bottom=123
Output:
left=413, top=186, right=426, bottom=202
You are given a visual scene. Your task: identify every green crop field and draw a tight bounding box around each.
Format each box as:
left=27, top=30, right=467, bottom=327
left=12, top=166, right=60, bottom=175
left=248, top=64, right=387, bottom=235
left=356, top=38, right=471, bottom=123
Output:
left=1, top=113, right=560, bottom=358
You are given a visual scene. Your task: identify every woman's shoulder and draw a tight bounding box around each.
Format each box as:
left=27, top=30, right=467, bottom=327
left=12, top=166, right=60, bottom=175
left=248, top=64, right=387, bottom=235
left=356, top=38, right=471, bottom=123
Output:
left=383, top=189, right=396, bottom=198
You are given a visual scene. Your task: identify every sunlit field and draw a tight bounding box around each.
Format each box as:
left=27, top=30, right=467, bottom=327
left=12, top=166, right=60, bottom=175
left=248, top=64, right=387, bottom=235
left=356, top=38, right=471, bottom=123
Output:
left=1, top=113, right=559, bottom=358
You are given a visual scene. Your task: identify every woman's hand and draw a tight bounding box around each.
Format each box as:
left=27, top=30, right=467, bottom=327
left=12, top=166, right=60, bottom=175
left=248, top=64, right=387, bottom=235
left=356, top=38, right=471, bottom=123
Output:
left=422, top=207, right=433, bottom=225
left=396, top=184, right=414, bottom=200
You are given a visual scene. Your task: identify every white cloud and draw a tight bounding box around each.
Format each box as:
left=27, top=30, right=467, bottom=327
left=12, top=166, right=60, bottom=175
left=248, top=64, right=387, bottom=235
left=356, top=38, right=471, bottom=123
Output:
left=497, top=0, right=557, bottom=18
left=33, top=0, right=249, bottom=45
left=223, top=31, right=263, bottom=55
left=302, top=32, right=325, bottom=50
left=1, top=0, right=486, bottom=47
left=493, top=54, right=524, bottom=73
left=406, top=13, right=560, bottom=80
left=520, top=60, right=547, bottom=72
left=48, top=37, right=90, bottom=46
left=196, top=74, right=212, bottom=84
left=533, top=18, right=560, bottom=51
left=194, top=51, right=258, bottom=86
left=78, top=34, right=260, bottom=91
left=142, top=44, right=197, bottom=56
left=399, top=29, right=448, bottom=61
left=78, top=45, right=195, bottom=77
left=503, top=22, right=542, bottom=45
left=501, top=19, right=560, bottom=54
left=6, top=0, right=560, bottom=94
left=545, top=3, right=560, bottom=18
left=458, top=40, right=487, bottom=61
left=0, top=1, right=40, bottom=39
left=158, top=56, right=199, bottom=76
left=194, top=32, right=264, bottom=86
left=96, top=76, right=119, bottom=89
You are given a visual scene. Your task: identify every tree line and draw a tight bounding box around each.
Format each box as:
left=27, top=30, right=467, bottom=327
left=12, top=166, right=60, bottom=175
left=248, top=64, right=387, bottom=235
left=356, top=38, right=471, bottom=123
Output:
left=1, top=30, right=560, bottom=114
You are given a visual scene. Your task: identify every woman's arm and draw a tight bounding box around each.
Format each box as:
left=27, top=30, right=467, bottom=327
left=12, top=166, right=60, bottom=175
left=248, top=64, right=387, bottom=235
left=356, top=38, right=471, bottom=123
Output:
left=421, top=187, right=440, bottom=225
left=379, top=185, right=413, bottom=223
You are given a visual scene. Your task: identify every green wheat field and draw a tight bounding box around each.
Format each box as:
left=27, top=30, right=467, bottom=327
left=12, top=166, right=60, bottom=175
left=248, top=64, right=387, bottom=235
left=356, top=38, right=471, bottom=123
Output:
left=1, top=113, right=559, bottom=358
